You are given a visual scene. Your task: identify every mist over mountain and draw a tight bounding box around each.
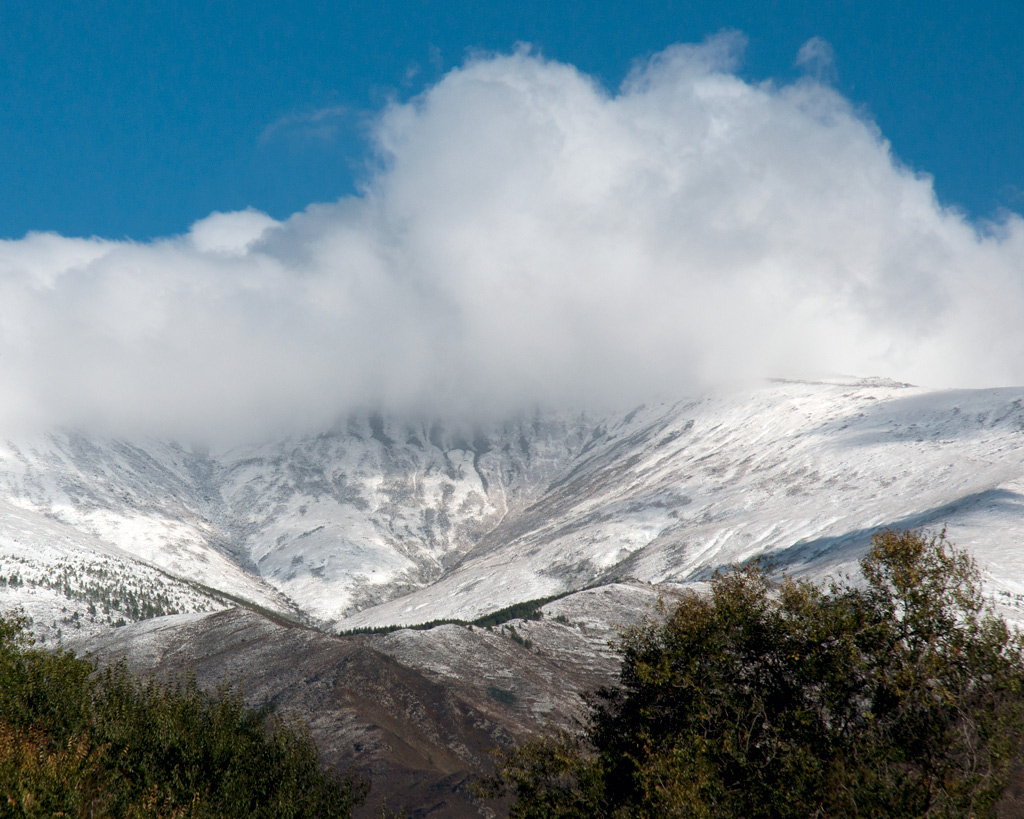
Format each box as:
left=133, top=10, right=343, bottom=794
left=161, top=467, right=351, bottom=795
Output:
left=2, top=34, right=1023, bottom=442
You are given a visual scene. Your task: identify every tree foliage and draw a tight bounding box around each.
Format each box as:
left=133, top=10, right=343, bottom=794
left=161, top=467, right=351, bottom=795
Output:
left=494, top=530, right=1024, bottom=818
left=0, top=612, right=367, bottom=818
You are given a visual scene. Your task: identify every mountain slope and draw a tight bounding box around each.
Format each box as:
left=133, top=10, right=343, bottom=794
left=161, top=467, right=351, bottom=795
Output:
left=338, top=379, right=1024, bottom=627
left=3, top=378, right=1024, bottom=638
left=72, top=582, right=668, bottom=818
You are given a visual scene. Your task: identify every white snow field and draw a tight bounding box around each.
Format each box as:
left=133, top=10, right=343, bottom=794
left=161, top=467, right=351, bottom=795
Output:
left=3, top=378, right=1024, bottom=637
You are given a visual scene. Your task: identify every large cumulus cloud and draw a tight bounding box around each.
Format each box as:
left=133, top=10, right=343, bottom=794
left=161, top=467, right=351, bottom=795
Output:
left=2, top=32, right=1023, bottom=440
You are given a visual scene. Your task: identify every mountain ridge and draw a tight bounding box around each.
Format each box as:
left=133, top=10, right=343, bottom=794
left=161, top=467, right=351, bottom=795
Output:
left=3, top=378, right=1024, bottom=642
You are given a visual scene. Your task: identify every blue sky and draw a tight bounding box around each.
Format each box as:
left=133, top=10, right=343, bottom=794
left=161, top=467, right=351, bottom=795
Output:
left=2, top=1, right=1022, bottom=240
left=3, top=2, right=1024, bottom=437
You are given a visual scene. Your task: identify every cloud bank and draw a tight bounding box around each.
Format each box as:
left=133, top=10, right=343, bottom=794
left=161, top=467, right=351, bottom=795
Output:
left=2, top=32, right=1023, bottom=440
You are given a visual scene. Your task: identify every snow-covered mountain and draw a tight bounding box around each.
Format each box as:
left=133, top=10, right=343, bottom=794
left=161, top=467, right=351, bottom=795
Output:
left=3, top=377, right=1024, bottom=642
left=8, top=377, right=1024, bottom=816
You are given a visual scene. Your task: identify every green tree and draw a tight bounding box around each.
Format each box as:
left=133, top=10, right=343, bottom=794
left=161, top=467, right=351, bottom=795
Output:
left=0, top=612, right=367, bottom=818
left=494, top=530, right=1024, bottom=818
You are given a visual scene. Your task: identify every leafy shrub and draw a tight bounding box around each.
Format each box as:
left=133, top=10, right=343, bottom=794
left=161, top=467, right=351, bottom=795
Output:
left=492, top=530, right=1024, bottom=818
left=0, top=613, right=367, bottom=818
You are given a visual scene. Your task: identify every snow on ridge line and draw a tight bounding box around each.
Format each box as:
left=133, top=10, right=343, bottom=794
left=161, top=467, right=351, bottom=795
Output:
left=330, top=381, right=1024, bottom=628
left=5, top=379, right=1024, bottom=635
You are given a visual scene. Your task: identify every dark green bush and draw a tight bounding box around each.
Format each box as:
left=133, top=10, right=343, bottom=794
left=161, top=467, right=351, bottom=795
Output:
left=0, top=613, right=366, bottom=818
left=494, top=530, right=1024, bottom=818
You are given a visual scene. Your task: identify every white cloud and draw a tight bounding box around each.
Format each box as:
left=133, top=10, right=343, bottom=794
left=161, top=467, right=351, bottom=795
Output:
left=188, top=209, right=280, bottom=254
left=796, top=36, right=837, bottom=83
left=259, top=105, right=352, bottom=145
left=2, top=32, right=1023, bottom=440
